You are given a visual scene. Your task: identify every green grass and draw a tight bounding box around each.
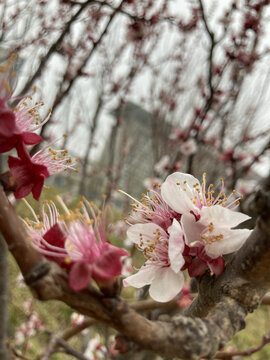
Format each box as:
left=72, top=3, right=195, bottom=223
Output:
left=225, top=307, right=270, bottom=359
left=9, top=254, right=80, bottom=359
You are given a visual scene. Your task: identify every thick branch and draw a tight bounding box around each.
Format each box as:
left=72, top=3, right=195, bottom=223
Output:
left=215, top=331, right=270, bottom=359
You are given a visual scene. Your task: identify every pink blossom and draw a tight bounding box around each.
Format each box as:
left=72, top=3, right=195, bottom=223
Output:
left=70, top=312, right=86, bottom=326
left=236, top=178, right=256, bottom=196
left=154, top=155, right=170, bottom=174
left=8, top=155, right=50, bottom=200
left=66, top=217, right=128, bottom=291
left=123, top=219, right=185, bottom=302
left=84, top=334, right=107, bottom=360
left=16, top=273, right=25, bottom=288
left=161, top=172, right=251, bottom=273
left=179, top=138, right=197, bottom=155
left=169, top=129, right=186, bottom=141
left=143, top=177, right=162, bottom=190
left=221, top=148, right=234, bottom=163
left=0, top=62, right=47, bottom=159
left=8, top=139, right=77, bottom=200
left=14, top=309, right=44, bottom=346
left=121, top=257, right=133, bottom=276
left=109, top=220, right=128, bottom=238
left=177, top=284, right=193, bottom=309
left=23, top=198, right=128, bottom=292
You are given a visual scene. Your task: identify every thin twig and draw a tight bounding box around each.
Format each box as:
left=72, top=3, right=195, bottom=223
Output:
left=215, top=331, right=270, bottom=359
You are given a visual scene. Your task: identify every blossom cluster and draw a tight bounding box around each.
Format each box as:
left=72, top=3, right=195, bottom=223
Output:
left=122, top=172, right=252, bottom=302
left=23, top=197, right=128, bottom=292
left=0, top=57, right=77, bottom=200
left=84, top=333, right=117, bottom=360
left=14, top=300, right=44, bottom=346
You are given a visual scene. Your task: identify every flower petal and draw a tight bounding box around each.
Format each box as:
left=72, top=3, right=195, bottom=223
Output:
left=69, top=262, right=92, bottom=292
left=92, top=245, right=128, bottom=281
left=14, top=183, right=34, bottom=199
left=181, top=213, right=205, bottom=246
left=22, top=132, right=43, bottom=145
left=161, top=172, right=201, bottom=214
left=200, top=205, right=251, bottom=229
left=43, top=223, right=66, bottom=248
left=127, top=223, right=168, bottom=248
left=123, top=264, right=157, bottom=288
left=188, top=257, right=208, bottom=277
left=0, top=108, right=16, bottom=136
left=149, top=266, right=184, bottom=302
left=205, top=228, right=251, bottom=258
left=32, top=177, right=45, bottom=200
left=207, top=257, right=225, bottom=275
left=168, top=219, right=185, bottom=273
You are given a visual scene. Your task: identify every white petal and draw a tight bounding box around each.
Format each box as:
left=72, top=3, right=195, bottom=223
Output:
left=127, top=223, right=168, bottom=248
left=149, top=267, right=184, bottom=302
left=200, top=205, right=251, bottom=229
left=181, top=213, right=205, bottom=246
left=123, top=265, right=157, bottom=288
left=161, top=172, right=201, bottom=214
left=168, top=219, right=185, bottom=273
left=205, top=228, right=252, bottom=258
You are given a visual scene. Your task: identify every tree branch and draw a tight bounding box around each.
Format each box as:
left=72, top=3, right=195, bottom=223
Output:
left=215, top=331, right=270, bottom=359
left=20, top=1, right=92, bottom=96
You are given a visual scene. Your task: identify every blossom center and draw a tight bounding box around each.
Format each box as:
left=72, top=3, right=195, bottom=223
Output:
left=136, top=229, right=169, bottom=266
left=200, top=222, right=224, bottom=245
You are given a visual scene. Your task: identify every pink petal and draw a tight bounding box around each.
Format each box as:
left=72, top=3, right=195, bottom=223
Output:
left=16, top=141, right=31, bottom=161
left=34, top=163, right=50, bottom=178
left=32, top=178, right=44, bottom=200
left=168, top=219, right=185, bottom=273
left=188, top=257, right=208, bottom=277
left=200, top=205, right=251, bottom=228
left=0, top=134, right=17, bottom=153
left=207, top=256, right=225, bottom=275
left=43, top=223, right=66, bottom=248
left=92, top=246, right=128, bottom=281
left=205, top=228, right=251, bottom=258
left=22, top=132, right=43, bottom=145
left=181, top=212, right=205, bottom=246
left=0, top=108, right=16, bottom=136
left=181, top=255, right=192, bottom=270
left=149, top=266, right=184, bottom=302
left=161, top=172, right=200, bottom=214
left=14, top=183, right=34, bottom=199
left=123, top=264, right=157, bottom=288
left=8, top=155, right=22, bottom=168
left=69, top=262, right=92, bottom=292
